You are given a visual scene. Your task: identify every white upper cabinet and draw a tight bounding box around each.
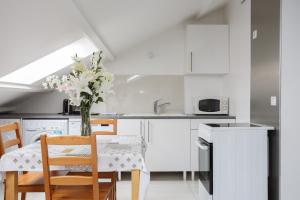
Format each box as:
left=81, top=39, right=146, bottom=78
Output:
left=186, top=25, right=229, bottom=74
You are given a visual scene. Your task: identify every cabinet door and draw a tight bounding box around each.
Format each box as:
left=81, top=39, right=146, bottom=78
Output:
left=117, top=119, right=144, bottom=136
left=145, top=119, right=190, bottom=171
left=68, top=119, right=81, bottom=136
left=186, top=25, right=229, bottom=74
left=0, top=119, right=20, bottom=125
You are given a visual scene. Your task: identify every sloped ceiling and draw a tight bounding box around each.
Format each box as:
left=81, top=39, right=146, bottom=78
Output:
left=0, top=0, right=228, bottom=107
left=74, top=0, right=228, bottom=55
left=0, top=0, right=85, bottom=78
left=0, top=0, right=84, bottom=106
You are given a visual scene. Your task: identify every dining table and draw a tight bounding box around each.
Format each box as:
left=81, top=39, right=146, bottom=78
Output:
left=0, top=135, right=150, bottom=200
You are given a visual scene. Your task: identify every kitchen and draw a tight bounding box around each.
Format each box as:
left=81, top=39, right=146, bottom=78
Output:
left=0, top=0, right=299, bottom=200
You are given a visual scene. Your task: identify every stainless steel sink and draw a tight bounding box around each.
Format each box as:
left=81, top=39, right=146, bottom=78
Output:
left=122, top=113, right=185, bottom=117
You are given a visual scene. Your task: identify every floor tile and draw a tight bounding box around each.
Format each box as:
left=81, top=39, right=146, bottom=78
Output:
left=0, top=173, right=199, bottom=200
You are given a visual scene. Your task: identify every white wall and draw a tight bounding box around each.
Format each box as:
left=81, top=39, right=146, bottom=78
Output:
left=189, top=6, right=227, bottom=25
left=15, top=92, right=67, bottom=114
left=223, top=0, right=251, bottom=122
left=14, top=75, right=184, bottom=114
left=12, top=4, right=252, bottom=120
left=106, top=75, right=184, bottom=113
left=106, top=25, right=185, bottom=75
left=106, top=7, right=227, bottom=76
left=184, top=75, right=224, bottom=113
left=280, top=0, right=300, bottom=199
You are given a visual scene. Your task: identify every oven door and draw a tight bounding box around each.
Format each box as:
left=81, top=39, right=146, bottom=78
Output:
left=196, top=137, right=213, bottom=195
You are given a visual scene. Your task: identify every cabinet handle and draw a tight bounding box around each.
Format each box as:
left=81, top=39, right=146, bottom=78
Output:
left=147, top=120, right=150, bottom=143
left=142, top=121, right=146, bottom=140
left=190, top=51, right=193, bottom=72
left=140, top=120, right=145, bottom=139
left=140, top=120, right=142, bottom=137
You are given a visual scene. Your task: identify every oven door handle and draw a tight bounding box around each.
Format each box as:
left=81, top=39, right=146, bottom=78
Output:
left=195, top=140, right=209, bottom=150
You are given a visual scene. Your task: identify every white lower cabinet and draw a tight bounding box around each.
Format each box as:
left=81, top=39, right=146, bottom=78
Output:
left=0, top=119, right=20, bottom=125
left=117, top=118, right=236, bottom=174
left=145, top=119, right=190, bottom=172
left=68, top=118, right=81, bottom=135
left=117, top=119, right=144, bottom=136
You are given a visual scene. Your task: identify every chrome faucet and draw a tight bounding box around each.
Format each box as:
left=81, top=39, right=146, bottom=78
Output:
left=154, top=99, right=171, bottom=114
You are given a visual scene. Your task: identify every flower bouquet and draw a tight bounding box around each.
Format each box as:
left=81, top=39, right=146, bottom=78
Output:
left=43, top=51, right=114, bottom=136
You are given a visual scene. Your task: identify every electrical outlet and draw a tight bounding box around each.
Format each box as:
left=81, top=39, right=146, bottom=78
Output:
left=252, top=30, right=258, bottom=40
left=271, top=96, right=277, bottom=106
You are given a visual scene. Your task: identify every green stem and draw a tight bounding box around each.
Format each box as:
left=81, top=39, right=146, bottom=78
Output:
left=81, top=103, right=91, bottom=136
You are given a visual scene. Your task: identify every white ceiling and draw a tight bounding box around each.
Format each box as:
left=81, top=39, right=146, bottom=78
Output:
left=0, top=0, right=227, bottom=107
left=74, top=0, right=228, bottom=55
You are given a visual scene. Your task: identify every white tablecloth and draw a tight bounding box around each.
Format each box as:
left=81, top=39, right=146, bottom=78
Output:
left=0, top=135, right=149, bottom=199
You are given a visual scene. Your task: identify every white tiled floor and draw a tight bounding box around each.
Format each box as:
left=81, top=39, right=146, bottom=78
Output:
left=0, top=173, right=199, bottom=200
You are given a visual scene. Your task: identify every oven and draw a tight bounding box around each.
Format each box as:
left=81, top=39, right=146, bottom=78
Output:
left=196, top=137, right=213, bottom=199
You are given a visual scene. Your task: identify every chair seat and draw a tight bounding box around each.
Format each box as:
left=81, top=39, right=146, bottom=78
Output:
left=17, top=172, right=45, bottom=193
left=18, top=172, right=44, bottom=186
left=51, top=183, right=113, bottom=200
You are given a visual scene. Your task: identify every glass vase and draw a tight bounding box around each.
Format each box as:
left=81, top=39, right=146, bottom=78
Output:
left=81, top=105, right=92, bottom=136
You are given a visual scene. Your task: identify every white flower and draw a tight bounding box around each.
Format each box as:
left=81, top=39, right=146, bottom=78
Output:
left=42, top=51, right=114, bottom=106
left=62, top=75, right=68, bottom=82
left=72, top=62, right=86, bottom=73
left=42, top=82, right=47, bottom=88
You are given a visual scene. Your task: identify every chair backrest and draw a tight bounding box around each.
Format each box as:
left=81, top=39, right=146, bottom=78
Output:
left=90, top=119, right=117, bottom=135
left=40, top=135, right=99, bottom=200
left=0, top=122, right=22, bottom=157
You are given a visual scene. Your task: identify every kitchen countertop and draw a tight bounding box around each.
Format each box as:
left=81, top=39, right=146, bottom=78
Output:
left=0, top=113, right=236, bottom=120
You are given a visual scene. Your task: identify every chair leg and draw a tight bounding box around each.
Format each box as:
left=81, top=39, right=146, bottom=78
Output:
left=4, top=182, right=6, bottom=200
left=114, top=184, right=116, bottom=200
left=109, top=189, right=114, bottom=200
left=113, top=172, right=117, bottom=200
left=21, top=192, right=26, bottom=200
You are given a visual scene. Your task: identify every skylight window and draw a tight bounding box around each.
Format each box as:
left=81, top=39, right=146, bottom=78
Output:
left=0, top=82, right=32, bottom=90
left=0, top=37, right=98, bottom=85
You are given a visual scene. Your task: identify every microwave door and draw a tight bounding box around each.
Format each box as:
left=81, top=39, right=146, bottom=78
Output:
left=198, top=99, right=221, bottom=112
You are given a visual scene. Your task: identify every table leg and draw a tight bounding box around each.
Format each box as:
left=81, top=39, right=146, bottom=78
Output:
left=5, top=171, right=18, bottom=200
left=131, top=169, right=140, bottom=200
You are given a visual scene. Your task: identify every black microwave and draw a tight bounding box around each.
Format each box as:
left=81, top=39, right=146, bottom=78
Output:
left=63, top=99, right=80, bottom=115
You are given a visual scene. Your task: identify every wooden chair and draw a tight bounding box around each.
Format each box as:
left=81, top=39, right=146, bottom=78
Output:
left=91, top=119, right=118, bottom=200
left=40, top=135, right=113, bottom=200
left=0, top=122, right=44, bottom=200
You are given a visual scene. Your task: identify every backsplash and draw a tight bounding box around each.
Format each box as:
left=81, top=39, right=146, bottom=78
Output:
left=100, top=75, right=184, bottom=114
left=15, top=75, right=185, bottom=114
